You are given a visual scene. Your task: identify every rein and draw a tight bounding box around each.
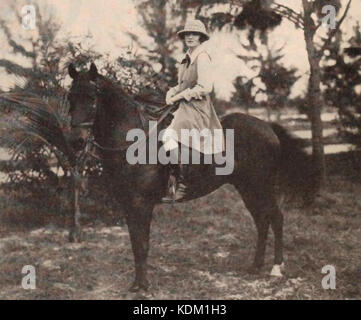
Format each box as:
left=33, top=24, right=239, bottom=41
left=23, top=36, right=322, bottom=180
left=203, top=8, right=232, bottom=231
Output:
left=71, top=122, right=94, bottom=129
left=91, top=102, right=176, bottom=153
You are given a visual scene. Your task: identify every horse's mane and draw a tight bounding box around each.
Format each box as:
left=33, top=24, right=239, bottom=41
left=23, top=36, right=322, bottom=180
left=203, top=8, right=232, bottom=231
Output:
left=135, top=87, right=165, bottom=107
left=96, top=74, right=165, bottom=110
left=94, top=74, right=168, bottom=127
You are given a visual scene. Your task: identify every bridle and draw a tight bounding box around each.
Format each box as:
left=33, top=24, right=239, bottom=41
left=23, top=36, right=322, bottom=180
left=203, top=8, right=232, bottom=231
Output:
left=67, top=91, right=99, bottom=179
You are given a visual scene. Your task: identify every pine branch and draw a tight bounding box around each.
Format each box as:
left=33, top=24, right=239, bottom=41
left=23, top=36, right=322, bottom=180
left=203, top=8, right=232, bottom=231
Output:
left=0, top=20, right=35, bottom=59
left=0, top=60, right=34, bottom=78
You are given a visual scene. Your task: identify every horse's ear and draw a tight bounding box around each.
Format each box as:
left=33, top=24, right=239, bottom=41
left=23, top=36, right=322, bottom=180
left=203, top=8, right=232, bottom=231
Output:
left=68, top=63, right=78, bottom=79
left=89, top=62, right=98, bottom=80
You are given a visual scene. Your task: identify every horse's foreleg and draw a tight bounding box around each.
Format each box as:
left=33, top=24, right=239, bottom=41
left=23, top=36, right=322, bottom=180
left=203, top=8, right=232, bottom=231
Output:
left=126, top=201, right=154, bottom=292
left=69, top=186, right=83, bottom=242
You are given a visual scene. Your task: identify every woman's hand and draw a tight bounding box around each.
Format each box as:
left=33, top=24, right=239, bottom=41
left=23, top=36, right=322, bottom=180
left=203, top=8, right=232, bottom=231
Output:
left=166, top=87, right=176, bottom=105
left=166, top=95, right=178, bottom=105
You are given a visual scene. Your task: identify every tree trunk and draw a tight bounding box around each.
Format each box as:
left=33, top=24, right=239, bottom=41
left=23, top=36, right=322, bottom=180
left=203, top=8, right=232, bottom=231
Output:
left=245, top=104, right=249, bottom=115
left=266, top=104, right=271, bottom=122
left=308, top=60, right=325, bottom=190
left=302, top=0, right=325, bottom=193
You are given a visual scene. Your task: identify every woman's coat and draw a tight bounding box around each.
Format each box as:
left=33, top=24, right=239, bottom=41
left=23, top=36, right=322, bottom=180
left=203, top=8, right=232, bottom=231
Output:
left=166, top=43, right=225, bottom=155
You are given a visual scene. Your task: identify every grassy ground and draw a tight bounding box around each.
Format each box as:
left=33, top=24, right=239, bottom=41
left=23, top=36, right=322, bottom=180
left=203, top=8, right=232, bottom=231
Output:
left=0, top=169, right=360, bottom=299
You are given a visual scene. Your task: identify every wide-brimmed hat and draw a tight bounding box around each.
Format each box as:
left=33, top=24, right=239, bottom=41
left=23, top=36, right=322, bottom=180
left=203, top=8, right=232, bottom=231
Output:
left=177, top=19, right=209, bottom=41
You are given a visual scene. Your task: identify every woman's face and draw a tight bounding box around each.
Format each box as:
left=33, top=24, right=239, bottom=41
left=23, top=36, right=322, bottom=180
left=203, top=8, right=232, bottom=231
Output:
left=184, top=32, right=201, bottom=49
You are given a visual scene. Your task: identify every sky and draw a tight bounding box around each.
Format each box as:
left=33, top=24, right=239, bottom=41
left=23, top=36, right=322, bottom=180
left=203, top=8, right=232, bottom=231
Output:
left=0, top=0, right=361, bottom=101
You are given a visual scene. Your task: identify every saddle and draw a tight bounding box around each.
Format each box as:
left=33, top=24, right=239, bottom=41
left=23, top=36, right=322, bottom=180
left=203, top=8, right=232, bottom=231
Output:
left=134, top=94, right=176, bottom=132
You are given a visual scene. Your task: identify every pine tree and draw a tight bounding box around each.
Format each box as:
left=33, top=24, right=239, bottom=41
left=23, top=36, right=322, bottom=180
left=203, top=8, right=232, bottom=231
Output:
left=231, top=76, right=256, bottom=114
left=0, top=3, right=102, bottom=96
left=231, top=34, right=299, bottom=120
left=259, top=44, right=299, bottom=120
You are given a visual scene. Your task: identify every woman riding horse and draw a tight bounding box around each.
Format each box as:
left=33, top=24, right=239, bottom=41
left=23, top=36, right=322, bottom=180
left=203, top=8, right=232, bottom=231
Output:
left=162, top=19, right=225, bottom=202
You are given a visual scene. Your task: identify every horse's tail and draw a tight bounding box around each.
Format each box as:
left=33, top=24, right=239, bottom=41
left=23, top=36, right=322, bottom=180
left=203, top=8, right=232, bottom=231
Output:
left=271, top=123, right=318, bottom=205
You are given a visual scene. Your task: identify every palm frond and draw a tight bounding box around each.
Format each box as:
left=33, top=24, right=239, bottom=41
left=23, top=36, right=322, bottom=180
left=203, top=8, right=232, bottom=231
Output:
left=0, top=91, right=75, bottom=165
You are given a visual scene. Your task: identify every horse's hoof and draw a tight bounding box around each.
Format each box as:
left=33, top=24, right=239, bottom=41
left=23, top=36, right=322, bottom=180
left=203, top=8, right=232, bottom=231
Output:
left=270, top=263, right=285, bottom=277
left=68, top=229, right=83, bottom=243
left=129, top=282, right=149, bottom=293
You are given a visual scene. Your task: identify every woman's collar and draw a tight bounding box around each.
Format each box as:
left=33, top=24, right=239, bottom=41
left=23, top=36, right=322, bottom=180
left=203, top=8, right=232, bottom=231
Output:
left=185, top=42, right=208, bottom=65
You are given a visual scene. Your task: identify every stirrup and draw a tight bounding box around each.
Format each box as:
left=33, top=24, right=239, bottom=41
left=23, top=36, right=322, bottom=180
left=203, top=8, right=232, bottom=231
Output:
left=174, top=182, right=187, bottom=202
left=162, top=177, right=186, bottom=203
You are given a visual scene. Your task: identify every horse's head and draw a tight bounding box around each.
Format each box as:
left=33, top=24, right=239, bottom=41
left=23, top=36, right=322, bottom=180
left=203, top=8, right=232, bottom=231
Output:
left=67, top=62, right=99, bottom=151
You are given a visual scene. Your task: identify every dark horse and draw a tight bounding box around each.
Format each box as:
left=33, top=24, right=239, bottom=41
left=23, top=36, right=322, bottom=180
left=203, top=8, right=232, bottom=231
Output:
left=67, top=63, right=315, bottom=292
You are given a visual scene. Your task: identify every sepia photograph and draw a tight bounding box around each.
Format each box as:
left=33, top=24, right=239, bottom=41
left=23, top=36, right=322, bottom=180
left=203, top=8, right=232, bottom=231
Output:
left=0, top=0, right=360, bottom=302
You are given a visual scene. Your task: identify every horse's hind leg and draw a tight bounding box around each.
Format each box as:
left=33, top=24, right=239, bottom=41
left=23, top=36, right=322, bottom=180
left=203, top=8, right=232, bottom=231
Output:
left=125, top=199, right=154, bottom=292
left=237, top=184, right=284, bottom=276
left=237, top=186, right=271, bottom=272
left=268, top=198, right=284, bottom=276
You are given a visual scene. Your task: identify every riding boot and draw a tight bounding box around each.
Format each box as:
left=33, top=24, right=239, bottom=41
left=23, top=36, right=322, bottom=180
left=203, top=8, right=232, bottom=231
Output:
left=174, top=164, right=187, bottom=201
left=162, top=163, right=187, bottom=203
